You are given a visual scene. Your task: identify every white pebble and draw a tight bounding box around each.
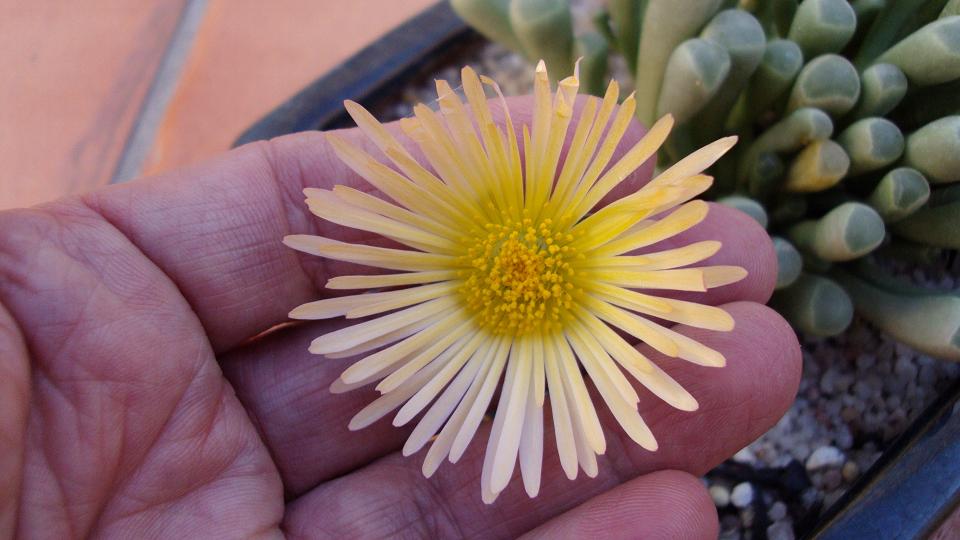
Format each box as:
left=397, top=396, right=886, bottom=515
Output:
left=733, top=447, right=756, bottom=464
left=767, top=521, right=796, bottom=540
left=731, top=482, right=754, bottom=508
left=769, top=501, right=788, bottom=521
left=709, top=485, right=731, bottom=507
left=806, top=446, right=845, bottom=471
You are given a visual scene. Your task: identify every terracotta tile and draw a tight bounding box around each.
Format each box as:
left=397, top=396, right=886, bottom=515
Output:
left=142, top=0, right=435, bottom=177
left=0, top=0, right=187, bottom=209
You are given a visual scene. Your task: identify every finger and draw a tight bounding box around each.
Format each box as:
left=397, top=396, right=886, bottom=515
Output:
left=221, top=319, right=415, bottom=495
left=0, top=204, right=283, bottom=537
left=519, top=470, right=717, bottom=540
left=0, top=303, right=29, bottom=536
left=281, top=302, right=800, bottom=538
left=83, top=95, right=652, bottom=354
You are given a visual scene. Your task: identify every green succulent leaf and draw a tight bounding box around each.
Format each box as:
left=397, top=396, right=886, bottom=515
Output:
left=718, top=195, right=769, bottom=227
left=787, top=54, right=861, bottom=116
left=892, top=184, right=960, bottom=247
left=904, top=116, right=960, bottom=183
left=867, top=167, right=931, bottom=222
left=877, top=16, right=960, bottom=86
left=849, top=63, right=908, bottom=120
left=451, top=0, right=525, bottom=54
left=771, top=273, right=854, bottom=336
left=508, top=0, right=575, bottom=77
left=634, top=0, right=723, bottom=125
left=789, top=202, right=885, bottom=261
left=833, top=261, right=960, bottom=361
left=787, top=0, right=857, bottom=58
left=574, top=32, right=610, bottom=97
left=837, top=117, right=904, bottom=176
left=772, top=236, right=804, bottom=288
left=657, top=38, right=731, bottom=123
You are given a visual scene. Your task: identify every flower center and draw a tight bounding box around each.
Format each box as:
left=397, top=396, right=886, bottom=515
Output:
left=460, top=218, right=576, bottom=336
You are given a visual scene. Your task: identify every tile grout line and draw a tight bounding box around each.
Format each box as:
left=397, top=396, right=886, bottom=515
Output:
left=111, top=0, right=209, bottom=184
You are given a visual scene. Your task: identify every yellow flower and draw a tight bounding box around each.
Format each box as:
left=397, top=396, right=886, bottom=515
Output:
left=285, top=61, right=744, bottom=503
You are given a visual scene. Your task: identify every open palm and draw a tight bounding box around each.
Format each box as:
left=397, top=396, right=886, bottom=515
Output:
left=0, top=97, right=800, bottom=539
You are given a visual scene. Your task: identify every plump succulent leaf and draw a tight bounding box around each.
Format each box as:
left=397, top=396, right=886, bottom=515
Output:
left=771, top=273, right=854, bottom=336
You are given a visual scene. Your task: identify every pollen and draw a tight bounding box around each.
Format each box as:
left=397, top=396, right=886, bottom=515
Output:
left=460, top=218, right=576, bottom=336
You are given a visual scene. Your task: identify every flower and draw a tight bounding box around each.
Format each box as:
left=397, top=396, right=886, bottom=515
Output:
left=284, top=61, right=745, bottom=503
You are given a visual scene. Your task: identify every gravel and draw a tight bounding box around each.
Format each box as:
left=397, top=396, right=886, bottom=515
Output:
left=805, top=446, right=845, bottom=471
left=731, top=483, right=755, bottom=509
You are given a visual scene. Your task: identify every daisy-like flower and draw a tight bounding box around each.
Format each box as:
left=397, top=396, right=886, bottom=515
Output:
left=284, top=61, right=745, bottom=503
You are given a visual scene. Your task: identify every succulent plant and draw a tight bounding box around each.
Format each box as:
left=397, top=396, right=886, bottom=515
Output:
left=450, top=0, right=960, bottom=360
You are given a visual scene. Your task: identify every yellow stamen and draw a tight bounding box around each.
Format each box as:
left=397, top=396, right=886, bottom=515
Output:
left=459, top=218, right=578, bottom=336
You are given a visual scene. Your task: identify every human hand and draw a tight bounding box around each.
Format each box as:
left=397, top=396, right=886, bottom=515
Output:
left=0, top=96, right=800, bottom=539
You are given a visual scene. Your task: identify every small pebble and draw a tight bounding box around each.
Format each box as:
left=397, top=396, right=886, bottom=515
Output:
left=769, top=501, right=788, bottom=521
left=806, top=446, right=845, bottom=471
left=740, top=506, right=755, bottom=528
left=822, top=469, right=843, bottom=491
left=731, top=482, right=754, bottom=508
left=801, top=487, right=822, bottom=509
left=767, top=521, right=796, bottom=540
left=720, top=514, right=741, bottom=534
left=733, top=447, right=756, bottom=464
left=709, top=485, right=730, bottom=507
left=842, top=461, right=859, bottom=482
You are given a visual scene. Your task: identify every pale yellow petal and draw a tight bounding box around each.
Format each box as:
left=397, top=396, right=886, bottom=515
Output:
left=589, top=200, right=709, bottom=257
left=330, top=185, right=460, bottom=239
left=554, top=334, right=606, bottom=454
left=283, top=234, right=455, bottom=272
left=394, top=331, right=484, bottom=426
left=566, top=328, right=658, bottom=451
left=311, top=296, right=455, bottom=355
left=531, top=336, right=545, bottom=407
left=579, top=311, right=698, bottom=411
left=325, top=132, right=463, bottom=220
left=326, top=270, right=456, bottom=290
left=482, top=343, right=530, bottom=498
left=614, top=350, right=699, bottom=412
left=544, top=339, right=579, bottom=480
left=595, top=287, right=735, bottom=331
left=647, top=136, right=738, bottom=189
left=338, top=310, right=468, bottom=383
left=341, top=100, right=463, bottom=207
left=422, top=340, right=498, bottom=477
left=702, top=265, right=748, bottom=288
left=518, top=376, right=544, bottom=497
left=402, top=338, right=491, bottom=456
left=567, top=320, right=640, bottom=405
left=583, top=297, right=678, bottom=359
left=573, top=114, right=674, bottom=218
left=376, top=320, right=474, bottom=393
left=449, top=337, right=511, bottom=463
left=563, top=93, right=637, bottom=221
left=305, top=191, right=452, bottom=252
left=324, top=310, right=446, bottom=360
left=589, top=268, right=707, bottom=292
left=346, top=282, right=457, bottom=319
left=347, top=353, right=447, bottom=430
left=289, top=295, right=372, bottom=320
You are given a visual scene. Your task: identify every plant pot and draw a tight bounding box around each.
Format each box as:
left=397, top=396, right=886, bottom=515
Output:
left=234, top=3, right=960, bottom=537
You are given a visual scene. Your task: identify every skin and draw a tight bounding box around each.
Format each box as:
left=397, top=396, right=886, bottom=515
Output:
left=0, top=96, right=801, bottom=539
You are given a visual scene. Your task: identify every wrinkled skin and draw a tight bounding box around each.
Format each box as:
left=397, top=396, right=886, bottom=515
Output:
left=0, top=97, right=801, bottom=539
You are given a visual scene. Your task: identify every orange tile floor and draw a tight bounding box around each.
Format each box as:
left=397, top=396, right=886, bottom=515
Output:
left=0, top=0, right=435, bottom=210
